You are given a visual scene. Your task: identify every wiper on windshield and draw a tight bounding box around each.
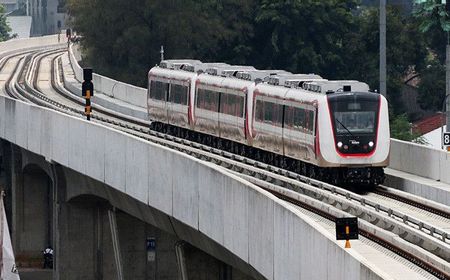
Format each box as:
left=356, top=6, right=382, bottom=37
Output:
left=335, top=118, right=355, bottom=138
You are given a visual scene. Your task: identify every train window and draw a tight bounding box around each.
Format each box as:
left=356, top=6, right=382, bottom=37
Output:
left=284, top=106, right=293, bottom=127
left=270, top=103, right=283, bottom=125
left=307, top=110, right=315, bottom=133
left=328, top=95, right=379, bottom=135
left=284, top=106, right=315, bottom=134
left=220, top=93, right=245, bottom=117
left=293, top=107, right=305, bottom=129
left=149, top=80, right=168, bottom=101
left=169, top=84, right=188, bottom=105
left=255, top=100, right=264, bottom=121
left=197, top=88, right=219, bottom=112
left=255, top=99, right=283, bottom=125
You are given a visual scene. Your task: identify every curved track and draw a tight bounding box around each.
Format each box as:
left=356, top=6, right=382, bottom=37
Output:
left=2, top=45, right=449, bottom=280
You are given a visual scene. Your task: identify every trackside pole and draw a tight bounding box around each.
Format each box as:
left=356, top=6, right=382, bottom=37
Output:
left=379, top=0, right=387, bottom=97
left=82, top=68, right=94, bottom=120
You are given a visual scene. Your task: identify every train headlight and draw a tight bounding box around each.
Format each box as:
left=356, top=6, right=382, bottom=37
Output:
left=368, top=141, right=374, bottom=148
left=337, top=142, right=343, bottom=148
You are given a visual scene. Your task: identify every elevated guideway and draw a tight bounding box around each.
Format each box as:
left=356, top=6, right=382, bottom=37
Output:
left=0, top=35, right=396, bottom=280
left=0, top=35, right=448, bottom=279
left=65, top=43, right=450, bottom=206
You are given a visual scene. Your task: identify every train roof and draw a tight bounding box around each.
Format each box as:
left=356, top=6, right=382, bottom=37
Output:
left=235, top=70, right=291, bottom=82
left=205, top=65, right=257, bottom=77
left=150, top=60, right=374, bottom=99
left=255, top=82, right=291, bottom=99
left=149, top=66, right=197, bottom=82
left=197, top=71, right=254, bottom=91
left=159, top=59, right=203, bottom=70
left=302, top=80, right=369, bottom=94
left=266, top=73, right=323, bottom=87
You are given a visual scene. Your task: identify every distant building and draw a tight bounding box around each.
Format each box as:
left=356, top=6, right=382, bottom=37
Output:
left=1, top=0, right=19, bottom=13
left=7, top=16, right=32, bottom=38
left=17, top=0, right=67, bottom=36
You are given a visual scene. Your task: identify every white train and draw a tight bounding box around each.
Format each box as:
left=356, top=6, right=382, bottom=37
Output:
left=148, top=60, right=390, bottom=186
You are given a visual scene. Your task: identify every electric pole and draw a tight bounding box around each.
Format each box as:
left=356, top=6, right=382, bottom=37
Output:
left=380, top=0, right=387, bottom=97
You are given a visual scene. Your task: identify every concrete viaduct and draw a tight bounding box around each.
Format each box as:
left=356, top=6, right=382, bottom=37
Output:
left=0, top=35, right=449, bottom=280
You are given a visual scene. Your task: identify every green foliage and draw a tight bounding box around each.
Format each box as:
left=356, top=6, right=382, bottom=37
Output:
left=250, top=0, right=359, bottom=77
left=413, top=0, right=450, bottom=32
left=418, top=63, right=445, bottom=111
left=413, top=0, right=450, bottom=115
left=390, top=114, right=427, bottom=143
left=0, top=5, right=12, bottom=42
left=68, top=0, right=257, bottom=86
left=343, top=6, right=427, bottom=115
left=67, top=0, right=429, bottom=121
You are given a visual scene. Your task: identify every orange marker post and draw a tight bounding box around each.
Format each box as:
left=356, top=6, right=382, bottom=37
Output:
left=344, top=226, right=351, bottom=248
left=336, top=217, right=358, bottom=249
left=85, top=89, right=91, bottom=121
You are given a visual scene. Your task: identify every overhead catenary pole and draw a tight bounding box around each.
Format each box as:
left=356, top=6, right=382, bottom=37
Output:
left=380, top=0, right=387, bottom=97
left=446, top=40, right=450, bottom=133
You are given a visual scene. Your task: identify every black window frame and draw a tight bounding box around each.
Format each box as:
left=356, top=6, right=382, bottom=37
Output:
left=149, top=80, right=169, bottom=101
left=220, top=92, right=245, bottom=117
left=169, top=83, right=189, bottom=105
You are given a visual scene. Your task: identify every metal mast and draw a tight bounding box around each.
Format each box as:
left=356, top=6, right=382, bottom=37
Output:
left=380, top=0, right=387, bottom=97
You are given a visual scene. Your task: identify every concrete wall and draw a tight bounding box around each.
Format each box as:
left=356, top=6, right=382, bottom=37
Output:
left=2, top=145, right=55, bottom=267
left=20, top=165, right=52, bottom=253
left=0, top=93, right=387, bottom=279
left=68, top=44, right=147, bottom=108
left=61, top=165, right=261, bottom=279
left=390, top=139, right=450, bottom=184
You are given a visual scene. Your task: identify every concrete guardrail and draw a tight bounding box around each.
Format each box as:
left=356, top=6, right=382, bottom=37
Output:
left=390, top=139, right=450, bottom=184
left=0, top=93, right=387, bottom=280
left=68, top=44, right=147, bottom=108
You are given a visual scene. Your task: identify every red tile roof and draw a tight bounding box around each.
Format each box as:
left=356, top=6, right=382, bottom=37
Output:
left=412, top=113, right=446, bottom=135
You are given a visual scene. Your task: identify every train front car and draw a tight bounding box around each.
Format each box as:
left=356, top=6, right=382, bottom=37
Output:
left=147, top=60, right=202, bottom=132
left=315, top=82, right=390, bottom=186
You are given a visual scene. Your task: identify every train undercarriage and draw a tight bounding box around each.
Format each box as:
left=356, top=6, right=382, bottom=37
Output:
left=150, top=122, right=385, bottom=188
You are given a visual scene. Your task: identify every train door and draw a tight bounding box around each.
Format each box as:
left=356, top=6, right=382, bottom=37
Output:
left=283, top=104, right=306, bottom=160
left=304, top=108, right=316, bottom=161
left=252, top=96, right=284, bottom=154
left=167, top=80, right=190, bottom=129
left=148, top=78, right=169, bottom=124
left=218, top=88, right=246, bottom=144
left=194, top=85, right=220, bottom=137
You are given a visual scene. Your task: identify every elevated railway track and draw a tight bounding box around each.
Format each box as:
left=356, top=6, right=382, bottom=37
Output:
left=1, top=44, right=449, bottom=280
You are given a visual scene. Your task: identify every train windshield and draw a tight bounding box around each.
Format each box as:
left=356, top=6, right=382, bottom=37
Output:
left=328, top=94, right=380, bottom=135
left=334, top=111, right=375, bottom=134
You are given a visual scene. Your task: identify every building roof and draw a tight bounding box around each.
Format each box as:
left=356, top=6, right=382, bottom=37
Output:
left=412, top=113, right=446, bottom=135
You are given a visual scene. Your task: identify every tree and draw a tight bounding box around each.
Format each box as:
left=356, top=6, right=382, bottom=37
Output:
left=250, top=0, right=360, bottom=76
left=342, top=6, right=427, bottom=116
left=0, top=5, right=12, bottom=41
left=418, top=63, right=445, bottom=111
left=390, top=114, right=427, bottom=143
left=67, top=0, right=428, bottom=111
left=67, top=0, right=257, bottom=86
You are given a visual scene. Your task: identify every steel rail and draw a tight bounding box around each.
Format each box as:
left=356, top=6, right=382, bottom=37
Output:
left=7, top=46, right=450, bottom=277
